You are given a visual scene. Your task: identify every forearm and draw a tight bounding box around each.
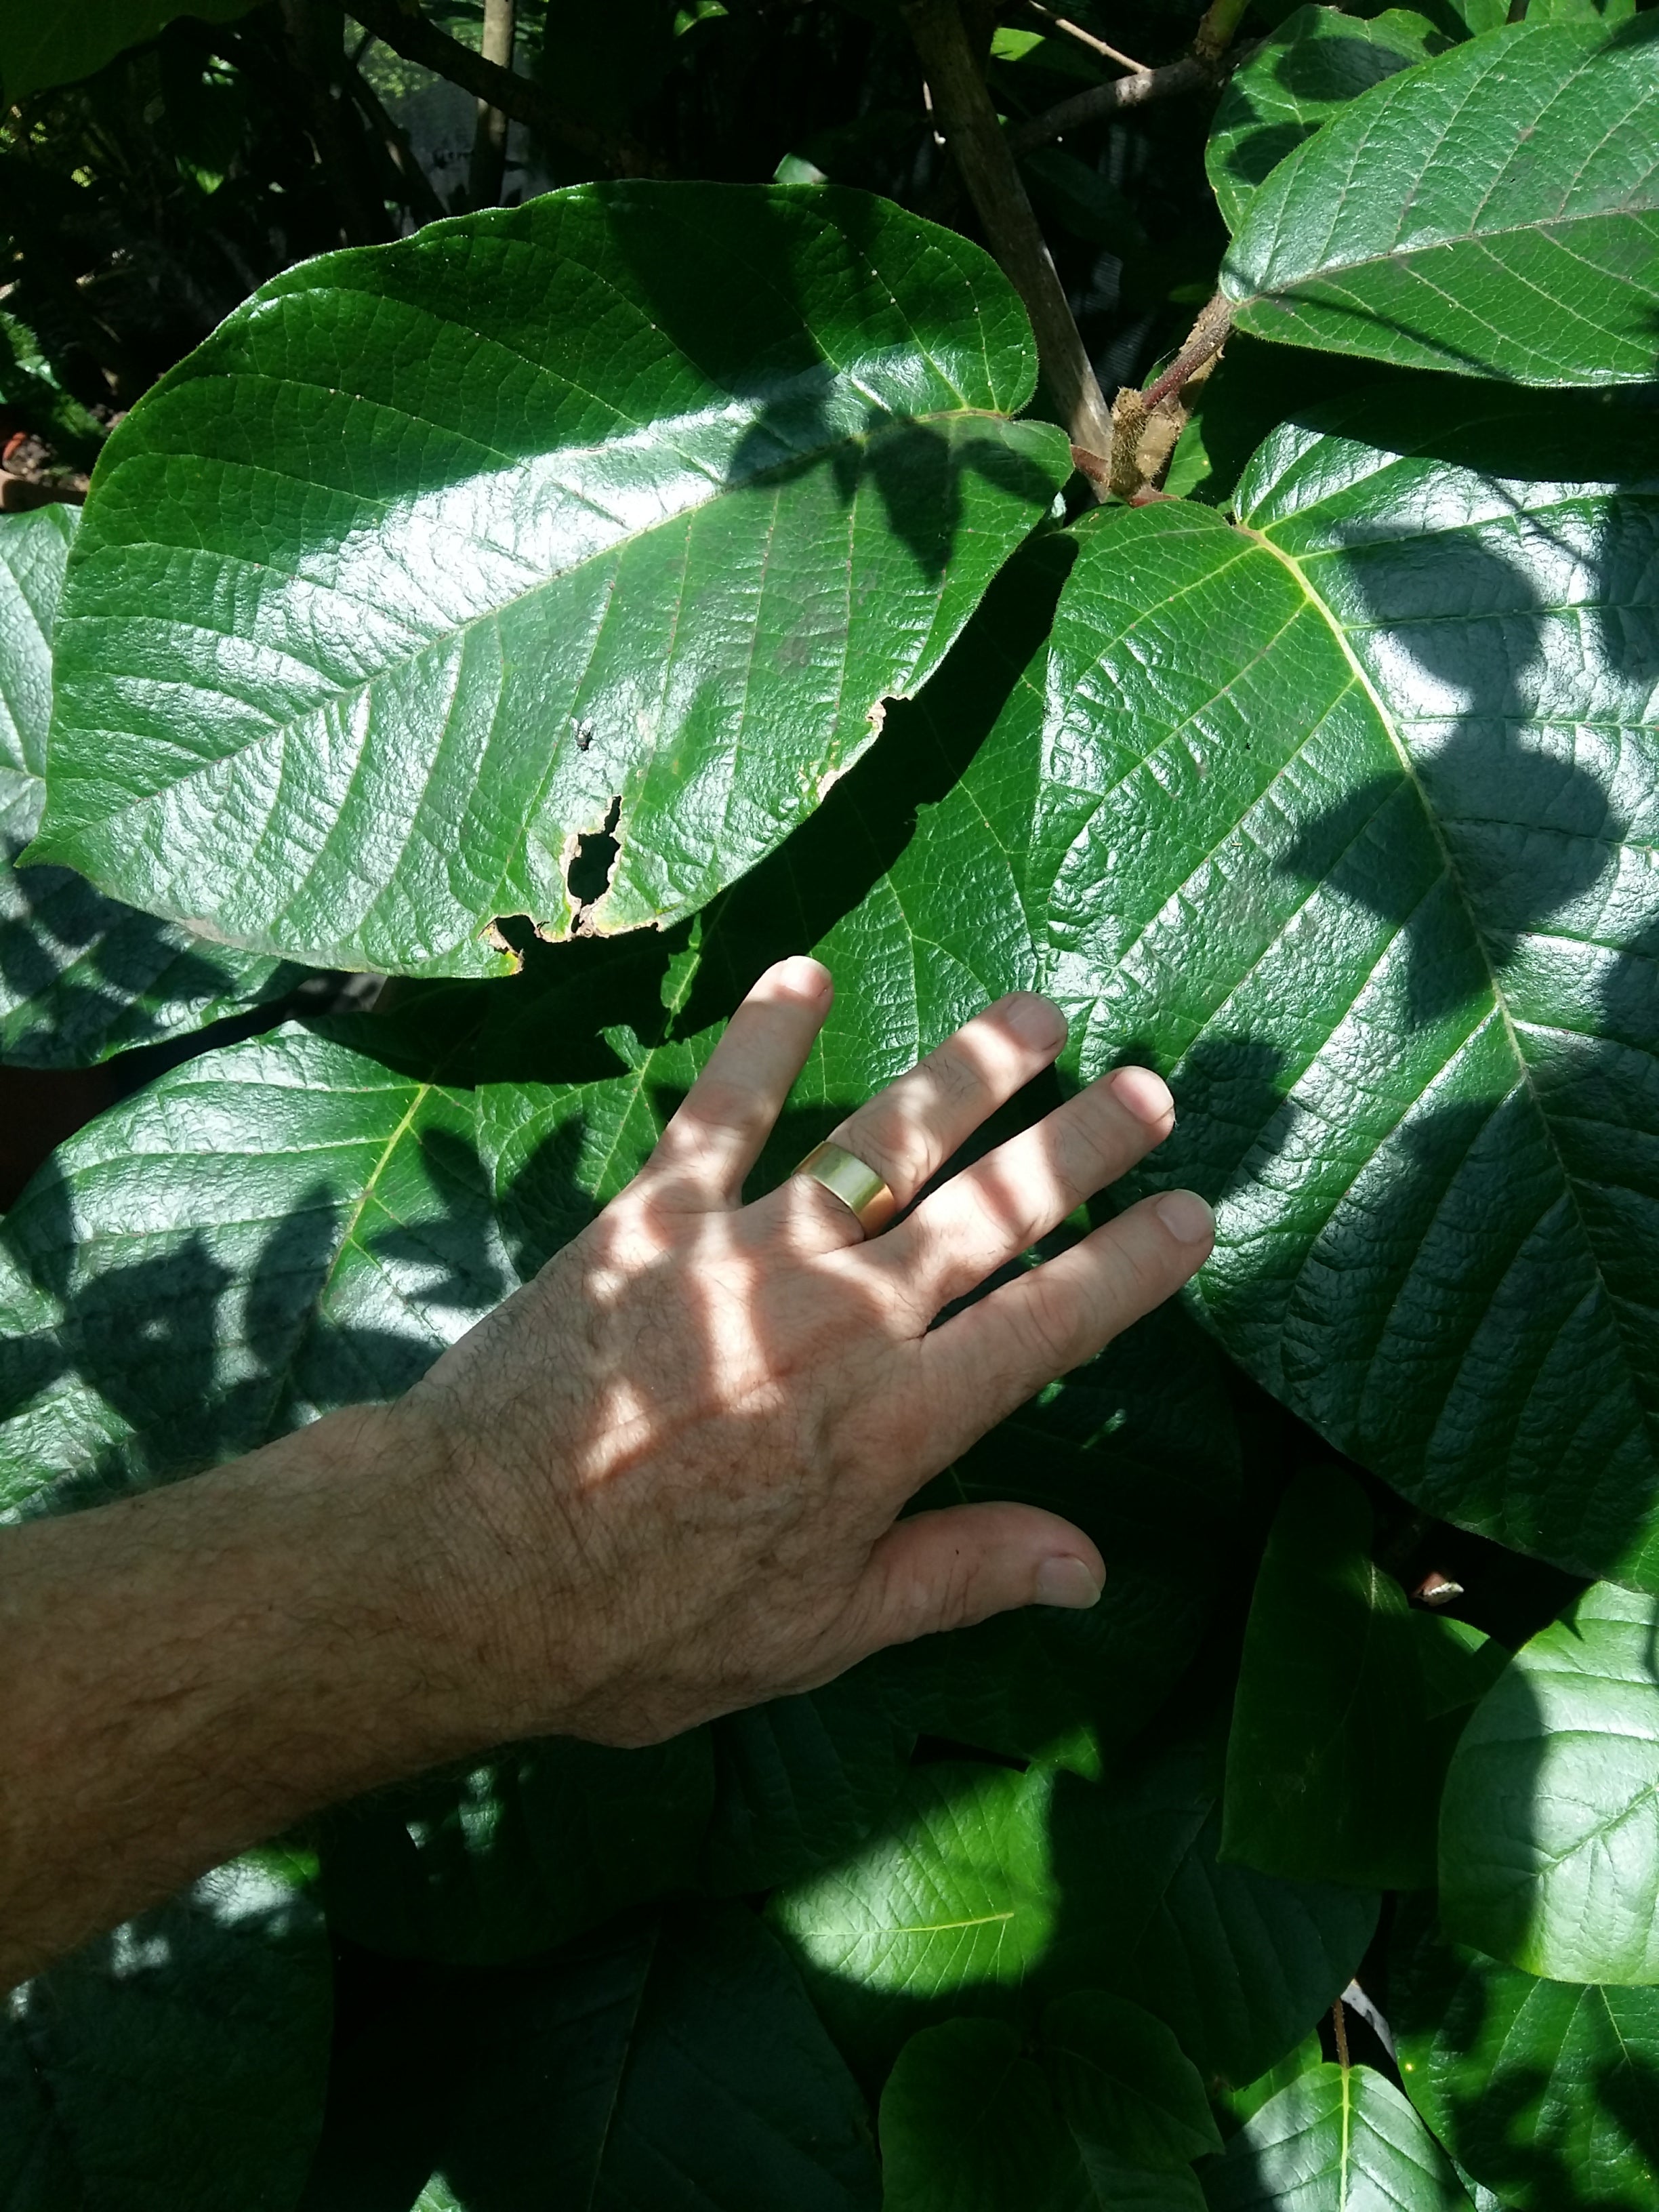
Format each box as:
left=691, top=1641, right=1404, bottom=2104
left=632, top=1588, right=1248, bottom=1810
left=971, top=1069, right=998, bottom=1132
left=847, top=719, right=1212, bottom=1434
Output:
left=0, top=1406, right=479, bottom=1986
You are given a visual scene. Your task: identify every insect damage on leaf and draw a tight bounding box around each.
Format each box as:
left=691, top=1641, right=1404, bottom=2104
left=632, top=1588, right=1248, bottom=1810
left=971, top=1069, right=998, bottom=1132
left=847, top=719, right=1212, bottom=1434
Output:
left=565, top=797, right=624, bottom=938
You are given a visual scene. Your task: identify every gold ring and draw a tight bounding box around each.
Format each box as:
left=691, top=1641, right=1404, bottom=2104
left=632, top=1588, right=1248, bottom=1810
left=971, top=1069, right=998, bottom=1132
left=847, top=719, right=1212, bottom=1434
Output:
left=794, top=1140, right=897, bottom=1235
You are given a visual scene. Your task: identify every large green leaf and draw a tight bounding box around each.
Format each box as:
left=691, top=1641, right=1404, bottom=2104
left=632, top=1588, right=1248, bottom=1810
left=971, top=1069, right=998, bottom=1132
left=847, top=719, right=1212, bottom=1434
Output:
left=1050, top=1743, right=1378, bottom=2091
left=0, top=506, right=300, bottom=1068
left=0, top=0, right=261, bottom=102
left=881, top=2020, right=1090, bottom=2212
left=32, top=184, right=1071, bottom=977
left=1206, top=6, right=1447, bottom=234
left=1393, top=1914, right=1659, bottom=2211
left=1222, top=1465, right=1450, bottom=1890
left=1036, top=394, right=1659, bottom=1590
left=0, top=1852, right=331, bottom=2212
left=1439, top=1581, right=1659, bottom=1984
left=1202, top=2064, right=1472, bottom=2211
left=1221, top=20, right=1659, bottom=383
left=420, top=1902, right=880, bottom=2211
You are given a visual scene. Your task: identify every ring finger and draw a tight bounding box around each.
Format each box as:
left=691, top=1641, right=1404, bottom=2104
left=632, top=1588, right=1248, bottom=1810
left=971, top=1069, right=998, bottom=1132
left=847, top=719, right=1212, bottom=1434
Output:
left=802, top=993, right=1071, bottom=1231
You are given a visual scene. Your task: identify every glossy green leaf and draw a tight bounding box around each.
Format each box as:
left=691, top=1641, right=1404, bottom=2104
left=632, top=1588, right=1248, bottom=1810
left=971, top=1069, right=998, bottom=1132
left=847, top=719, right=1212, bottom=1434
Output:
left=768, top=1762, right=1058, bottom=2069
left=318, top=1732, right=715, bottom=1965
left=1051, top=1744, right=1379, bottom=2091
left=0, top=506, right=300, bottom=1069
left=422, top=1902, right=880, bottom=2211
left=1222, top=1465, right=1439, bottom=1889
left=1393, top=1913, right=1659, bottom=2211
left=1203, top=2063, right=1473, bottom=2210
left=0, top=0, right=260, bottom=101
left=0, top=1852, right=331, bottom=2212
left=879, top=2013, right=1212, bottom=2212
left=1038, top=395, right=1659, bottom=1591
left=33, top=184, right=1071, bottom=977
left=1439, top=1582, right=1659, bottom=1984
left=1222, top=20, right=1659, bottom=383
left=1206, top=6, right=1447, bottom=234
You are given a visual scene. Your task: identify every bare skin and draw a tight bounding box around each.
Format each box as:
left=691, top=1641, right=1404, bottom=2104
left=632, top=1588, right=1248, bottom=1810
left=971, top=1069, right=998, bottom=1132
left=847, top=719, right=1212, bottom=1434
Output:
left=0, top=962, right=1212, bottom=1986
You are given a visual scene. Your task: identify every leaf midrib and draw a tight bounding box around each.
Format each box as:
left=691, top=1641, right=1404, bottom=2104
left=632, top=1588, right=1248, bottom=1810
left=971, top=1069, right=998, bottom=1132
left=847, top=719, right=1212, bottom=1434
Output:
left=1237, top=514, right=1659, bottom=1469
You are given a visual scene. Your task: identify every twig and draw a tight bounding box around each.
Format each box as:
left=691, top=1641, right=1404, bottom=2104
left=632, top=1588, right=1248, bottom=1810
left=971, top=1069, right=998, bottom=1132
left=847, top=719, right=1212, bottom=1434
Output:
left=466, top=0, right=516, bottom=207
left=1007, top=53, right=1211, bottom=150
left=1022, top=1, right=1147, bottom=75
left=1332, top=1999, right=1351, bottom=2070
left=342, top=0, right=660, bottom=176
left=902, top=0, right=1115, bottom=485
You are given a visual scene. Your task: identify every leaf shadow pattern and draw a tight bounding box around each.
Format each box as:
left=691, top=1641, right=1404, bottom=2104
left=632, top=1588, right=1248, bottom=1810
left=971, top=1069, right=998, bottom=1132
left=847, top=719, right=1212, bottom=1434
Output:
left=1387, top=1896, right=1659, bottom=2211
left=594, top=181, right=1061, bottom=588
left=0, top=833, right=302, bottom=1070
left=0, top=1115, right=526, bottom=1519
left=3, top=1851, right=333, bottom=2210
left=1214, top=30, right=1431, bottom=205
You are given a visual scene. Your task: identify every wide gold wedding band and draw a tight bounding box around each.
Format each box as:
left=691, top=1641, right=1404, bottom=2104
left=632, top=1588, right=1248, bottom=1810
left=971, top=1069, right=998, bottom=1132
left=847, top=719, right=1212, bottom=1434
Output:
left=794, top=1140, right=897, bottom=1235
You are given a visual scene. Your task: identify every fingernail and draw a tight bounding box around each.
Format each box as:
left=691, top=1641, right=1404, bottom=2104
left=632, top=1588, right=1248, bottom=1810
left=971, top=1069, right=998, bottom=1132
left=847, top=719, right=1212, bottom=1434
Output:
left=1005, top=993, right=1067, bottom=1050
left=1156, top=1189, right=1214, bottom=1245
left=1034, top=1557, right=1103, bottom=1610
left=1107, top=1064, right=1174, bottom=1128
left=771, top=956, right=831, bottom=1001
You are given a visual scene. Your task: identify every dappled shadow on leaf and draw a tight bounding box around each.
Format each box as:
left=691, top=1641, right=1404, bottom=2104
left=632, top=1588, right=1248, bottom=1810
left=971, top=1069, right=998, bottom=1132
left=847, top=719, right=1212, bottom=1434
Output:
left=595, top=181, right=1058, bottom=586
left=0, top=834, right=298, bottom=1071
left=6, top=1856, right=331, bottom=2209
left=1216, top=32, right=1425, bottom=199
left=1390, top=1900, right=1659, bottom=2211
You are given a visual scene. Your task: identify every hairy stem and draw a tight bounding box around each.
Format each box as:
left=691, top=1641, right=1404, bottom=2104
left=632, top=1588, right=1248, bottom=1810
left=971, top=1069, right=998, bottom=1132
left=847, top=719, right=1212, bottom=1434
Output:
left=902, top=0, right=1115, bottom=480
left=1142, top=289, right=1233, bottom=411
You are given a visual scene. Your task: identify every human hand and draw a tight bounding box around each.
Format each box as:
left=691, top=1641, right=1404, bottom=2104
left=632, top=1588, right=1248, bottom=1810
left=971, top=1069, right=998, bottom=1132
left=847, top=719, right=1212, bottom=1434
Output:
left=403, top=959, right=1214, bottom=1748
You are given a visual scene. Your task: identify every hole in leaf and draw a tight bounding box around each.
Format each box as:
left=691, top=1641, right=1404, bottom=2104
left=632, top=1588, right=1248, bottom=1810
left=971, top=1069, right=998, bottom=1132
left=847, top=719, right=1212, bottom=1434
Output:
left=567, top=796, right=622, bottom=916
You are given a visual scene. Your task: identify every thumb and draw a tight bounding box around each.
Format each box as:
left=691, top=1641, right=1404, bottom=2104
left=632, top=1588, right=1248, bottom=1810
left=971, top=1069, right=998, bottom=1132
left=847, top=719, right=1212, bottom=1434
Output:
left=838, top=1501, right=1105, bottom=1664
